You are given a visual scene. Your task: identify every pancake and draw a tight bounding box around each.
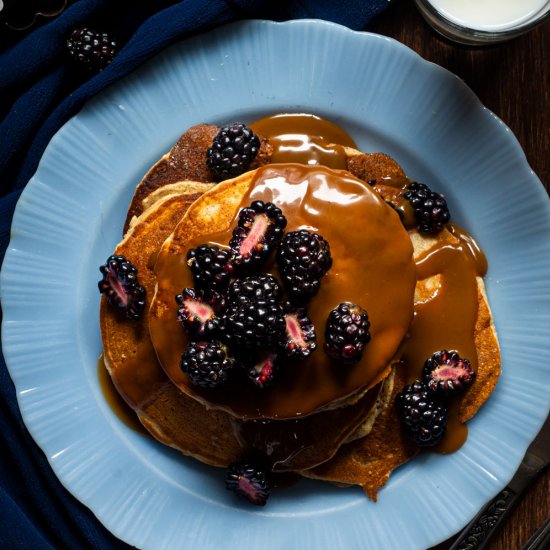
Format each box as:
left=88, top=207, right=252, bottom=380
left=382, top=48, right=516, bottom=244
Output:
left=148, top=164, right=416, bottom=419
left=101, top=190, right=396, bottom=472
left=127, top=181, right=215, bottom=231
left=302, top=367, right=416, bottom=499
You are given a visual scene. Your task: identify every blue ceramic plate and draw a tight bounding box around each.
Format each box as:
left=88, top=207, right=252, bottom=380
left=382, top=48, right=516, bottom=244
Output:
left=2, top=20, right=550, bottom=550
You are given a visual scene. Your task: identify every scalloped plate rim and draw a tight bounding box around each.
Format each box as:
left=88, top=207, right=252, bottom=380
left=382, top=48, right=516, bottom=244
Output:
left=1, top=18, right=550, bottom=550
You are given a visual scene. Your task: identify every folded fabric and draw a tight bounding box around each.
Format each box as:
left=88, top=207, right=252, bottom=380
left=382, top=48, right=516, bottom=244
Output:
left=0, top=1, right=393, bottom=548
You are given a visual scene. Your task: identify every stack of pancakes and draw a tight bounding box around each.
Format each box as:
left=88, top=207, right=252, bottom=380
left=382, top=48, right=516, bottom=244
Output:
left=100, top=123, right=500, bottom=500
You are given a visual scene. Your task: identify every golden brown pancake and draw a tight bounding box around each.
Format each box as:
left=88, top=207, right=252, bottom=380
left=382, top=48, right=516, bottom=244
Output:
left=148, top=165, right=416, bottom=419
left=127, top=181, right=215, bottom=231
left=302, top=366, right=416, bottom=500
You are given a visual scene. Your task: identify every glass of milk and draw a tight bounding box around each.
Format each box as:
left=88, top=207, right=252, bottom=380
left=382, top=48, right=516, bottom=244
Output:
left=414, top=0, right=550, bottom=44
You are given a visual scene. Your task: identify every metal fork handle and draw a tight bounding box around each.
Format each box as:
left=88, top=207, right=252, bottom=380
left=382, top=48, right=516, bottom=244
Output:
left=449, top=487, right=519, bottom=550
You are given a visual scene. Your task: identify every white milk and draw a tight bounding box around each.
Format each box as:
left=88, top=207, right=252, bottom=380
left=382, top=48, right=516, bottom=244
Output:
left=427, top=0, right=549, bottom=30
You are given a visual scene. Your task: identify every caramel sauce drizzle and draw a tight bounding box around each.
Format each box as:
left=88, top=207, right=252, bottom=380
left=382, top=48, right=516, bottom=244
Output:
left=243, top=116, right=489, bottom=452
left=97, top=354, right=148, bottom=435
left=374, top=175, right=486, bottom=453
left=403, top=240, right=481, bottom=453
left=151, top=163, right=416, bottom=419
left=250, top=113, right=356, bottom=169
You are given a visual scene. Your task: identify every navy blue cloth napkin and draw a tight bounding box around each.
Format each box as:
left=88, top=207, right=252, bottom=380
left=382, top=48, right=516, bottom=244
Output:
left=0, top=1, right=392, bottom=548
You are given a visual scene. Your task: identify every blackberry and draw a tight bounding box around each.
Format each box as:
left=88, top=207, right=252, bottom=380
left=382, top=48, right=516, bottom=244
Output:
left=324, top=302, right=371, bottom=364
left=246, top=351, right=279, bottom=388
left=386, top=199, right=405, bottom=222
left=207, top=123, right=261, bottom=180
left=175, top=288, right=226, bottom=338
left=98, top=255, right=146, bottom=320
left=225, top=461, right=271, bottom=506
left=277, top=230, right=332, bottom=304
left=186, top=245, right=234, bottom=290
left=403, top=182, right=450, bottom=234
left=423, top=350, right=476, bottom=396
left=180, top=340, right=235, bottom=388
left=222, top=298, right=285, bottom=349
left=66, top=28, right=117, bottom=71
left=397, top=381, right=448, bottom=447
left=227, top=274, right=282, bottom=305
left=229, top=201, right=287, bottom=267
left=281, top=305, right=316, bottom=359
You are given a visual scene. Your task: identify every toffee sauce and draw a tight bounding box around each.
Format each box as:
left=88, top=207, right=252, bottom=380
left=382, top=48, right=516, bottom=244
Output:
left=404, top=234, right=485, bottom=453
left=247, top=116, right=487, bottom=452
left=250, top=113, right=357, bottom=168
left=150, top=163, right=417, bottom=419
left=97, top=354, right=148, bottom=435
left=367, top=173, right=487, bottom=453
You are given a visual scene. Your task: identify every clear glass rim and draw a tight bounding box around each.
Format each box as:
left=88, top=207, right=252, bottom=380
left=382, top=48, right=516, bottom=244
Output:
left=414, top=0, right=550, bottom=44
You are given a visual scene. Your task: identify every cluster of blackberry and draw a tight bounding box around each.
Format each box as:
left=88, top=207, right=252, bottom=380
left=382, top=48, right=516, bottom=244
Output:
left=398, top=350, right=475, bottom=447
left=177, top=198, right=372, bottom=391
left=177, top=199, right=327, bottom=390
left=178, top=198, right=374, bottom=506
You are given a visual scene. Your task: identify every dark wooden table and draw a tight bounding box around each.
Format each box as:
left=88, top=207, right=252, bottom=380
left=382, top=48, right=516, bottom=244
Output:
left=370, top=2, right=549, bottom=549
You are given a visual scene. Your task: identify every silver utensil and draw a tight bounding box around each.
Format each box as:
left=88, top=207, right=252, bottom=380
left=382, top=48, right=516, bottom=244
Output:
left=450, top=411, right=550, bottom=550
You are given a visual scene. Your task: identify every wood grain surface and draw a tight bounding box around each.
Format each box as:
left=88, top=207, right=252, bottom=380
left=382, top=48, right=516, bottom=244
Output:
left=369, top=2, right=549, bottom=549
